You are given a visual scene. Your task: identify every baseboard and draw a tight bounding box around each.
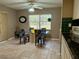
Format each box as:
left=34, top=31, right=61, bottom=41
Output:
left=0, top=37, right=14, bottom=43
left=8, top=37, right=14, bottom=40
left=51, top=38, right=60, bottom=40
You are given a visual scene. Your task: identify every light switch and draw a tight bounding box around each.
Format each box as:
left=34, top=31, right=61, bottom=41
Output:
left=68, top=23, right=71, bottom=27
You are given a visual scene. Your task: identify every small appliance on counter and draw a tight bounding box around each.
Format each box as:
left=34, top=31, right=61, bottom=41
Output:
left=72, top=19, right=79, bottom=43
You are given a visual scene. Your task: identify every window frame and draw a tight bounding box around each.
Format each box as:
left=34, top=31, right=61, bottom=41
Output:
left=29, top=14, right=52, bottom=30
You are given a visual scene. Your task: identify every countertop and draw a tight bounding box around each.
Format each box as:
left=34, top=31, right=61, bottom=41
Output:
left=63, top=33, right=79, bottom=59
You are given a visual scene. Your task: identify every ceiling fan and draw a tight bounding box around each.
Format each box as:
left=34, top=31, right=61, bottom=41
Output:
left=27, top=1, right=44, bottom=12
left=28, top=0, right=44, bottom=9
left=27, top=3, right=43, bottom=12
left=6, top=0, right=55, bottom=11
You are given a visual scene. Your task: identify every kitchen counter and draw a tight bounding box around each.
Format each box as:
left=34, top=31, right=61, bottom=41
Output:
left=63, top=33, right=79, bottom=59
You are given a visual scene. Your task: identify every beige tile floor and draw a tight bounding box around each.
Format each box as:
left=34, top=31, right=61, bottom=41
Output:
left=0, top=38, right=60, bottom=59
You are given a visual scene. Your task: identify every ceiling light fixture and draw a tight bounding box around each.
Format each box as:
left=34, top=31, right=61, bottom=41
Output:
left=28, top=8, right=35, bottom=12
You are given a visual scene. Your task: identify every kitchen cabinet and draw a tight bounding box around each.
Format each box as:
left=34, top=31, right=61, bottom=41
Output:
left=61, top=36, right=72, bottom=59
left=63, top=0, right=73, bottom=17
left=73, top=0, right=79, bottom=19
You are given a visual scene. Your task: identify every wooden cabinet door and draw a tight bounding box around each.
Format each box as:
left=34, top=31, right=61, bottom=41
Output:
left=0, top=13, right=8, bottom=41
left=61, top=37, right=65, bottom=59
left=61, top=36, right=72, bottom=59
left=73, top=0, right=79, bottom=19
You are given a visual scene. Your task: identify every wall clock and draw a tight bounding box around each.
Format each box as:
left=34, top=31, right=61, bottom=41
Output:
left=19, top=16, right=27, bottom=23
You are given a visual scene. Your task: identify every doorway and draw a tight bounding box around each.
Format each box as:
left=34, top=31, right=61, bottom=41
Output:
left=0, top=13, right=8, bottom=41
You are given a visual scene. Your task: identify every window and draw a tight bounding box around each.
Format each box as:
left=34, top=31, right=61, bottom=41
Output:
left=29, top=14, right=52, bottom=30
left=40, top=14, right=51, bottom=30
left=29, top=15, right=39, bottom=29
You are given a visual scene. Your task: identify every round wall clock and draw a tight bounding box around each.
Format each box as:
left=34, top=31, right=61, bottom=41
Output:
left=19, top=16, right=27, bottom=23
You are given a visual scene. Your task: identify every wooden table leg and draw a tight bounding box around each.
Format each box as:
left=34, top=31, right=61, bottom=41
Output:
left=20, top=37, right=21, bottom=44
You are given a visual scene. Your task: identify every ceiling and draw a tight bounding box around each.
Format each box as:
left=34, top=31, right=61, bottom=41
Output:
left=0, top=0, right=63, bottom=10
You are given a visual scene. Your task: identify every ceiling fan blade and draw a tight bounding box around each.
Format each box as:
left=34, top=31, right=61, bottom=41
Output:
left=35, top=2, right=58, bottom=5
left=27, top=0, right=36, bottom=2
left=34, top=6, right=43, bottom=9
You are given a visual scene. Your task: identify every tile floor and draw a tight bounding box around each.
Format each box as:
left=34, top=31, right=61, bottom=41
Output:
left=0, top=38, right=60, bottom=59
